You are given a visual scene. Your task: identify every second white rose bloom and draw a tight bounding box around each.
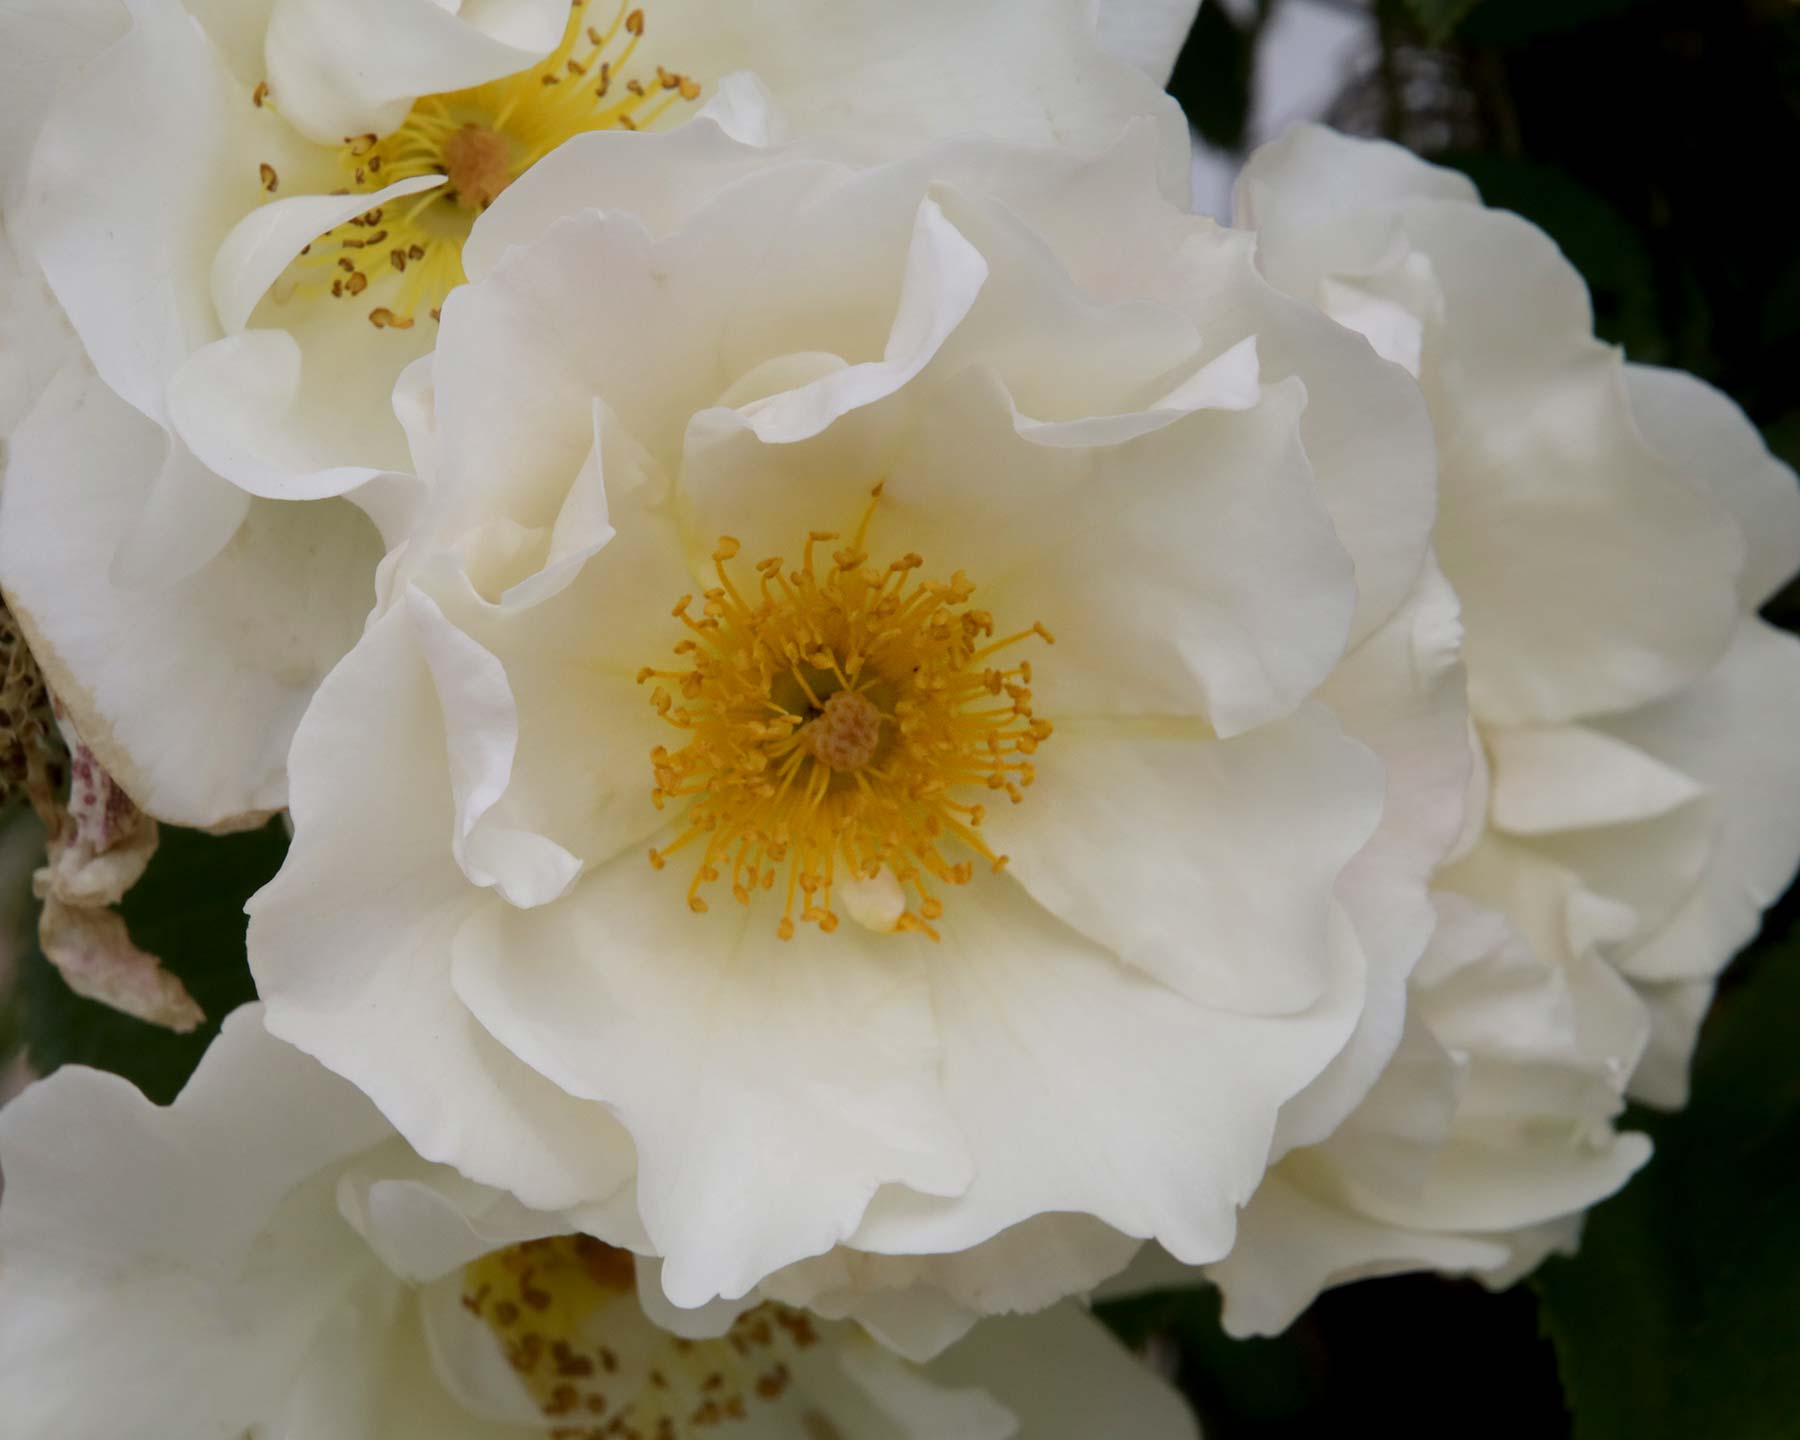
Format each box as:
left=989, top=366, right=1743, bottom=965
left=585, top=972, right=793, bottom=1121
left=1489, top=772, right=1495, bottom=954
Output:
left=246, top=120, right=1469, bottom=1322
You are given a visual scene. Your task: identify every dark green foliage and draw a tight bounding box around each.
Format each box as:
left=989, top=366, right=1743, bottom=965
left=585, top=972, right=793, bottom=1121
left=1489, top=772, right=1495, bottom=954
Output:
left=13, top=820, right=288, bottom=1104
left=1400, top=0, right=1483, bottom=44
left=1534, top=940, right=1800, bottom=1440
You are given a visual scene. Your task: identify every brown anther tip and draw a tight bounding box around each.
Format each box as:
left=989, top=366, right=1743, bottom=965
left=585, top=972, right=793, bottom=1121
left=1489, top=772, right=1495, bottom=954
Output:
left=688, top=895, right=708, bottom=913
left=259, top=162, right=278, bottom=193
left=252, top=81, right=269, bottom=107
left=625, top=7, right=645, bottom=34
left=713, top=537, right=742, bottom=561
left=1033, top=621, right=1057, bottom=643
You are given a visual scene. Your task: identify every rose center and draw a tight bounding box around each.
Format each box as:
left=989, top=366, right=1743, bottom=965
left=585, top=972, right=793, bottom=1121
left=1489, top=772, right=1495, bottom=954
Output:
left=803, top=690, right=884, bottom=772
left=258, top=0, right=701, bottom=331
left=637, top=484, right=1055, bottom=941
left=460, top=1236, right=820, bottom=1436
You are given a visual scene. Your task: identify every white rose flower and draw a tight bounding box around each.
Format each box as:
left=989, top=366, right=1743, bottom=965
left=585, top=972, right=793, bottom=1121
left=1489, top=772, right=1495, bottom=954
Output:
left=1236, top=125, right=1800, bottom=1107
left=0, top=1006, right=1199, bottom=1440
left=246, top=123, right=1469, bottom=1317
left=0, top=0, right=1193, bottom=828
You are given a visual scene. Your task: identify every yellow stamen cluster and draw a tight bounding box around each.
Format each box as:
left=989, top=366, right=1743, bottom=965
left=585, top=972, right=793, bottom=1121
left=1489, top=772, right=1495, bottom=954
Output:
left=260, top=0, right=700, bottom=330
left=638, top=486, right=1054, bottom=941
left=460, top=1236, right=822, bottom=1438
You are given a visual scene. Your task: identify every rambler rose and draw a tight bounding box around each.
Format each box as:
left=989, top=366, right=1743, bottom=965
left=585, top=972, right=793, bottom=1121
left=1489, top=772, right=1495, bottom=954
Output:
left=247, top=121, right=1470, bottom=1317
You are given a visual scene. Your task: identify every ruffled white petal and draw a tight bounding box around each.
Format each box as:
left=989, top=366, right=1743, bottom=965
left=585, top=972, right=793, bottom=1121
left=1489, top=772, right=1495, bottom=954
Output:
left=1624, top=363, right=1800, bottom=609
left=0, top=0, right=125, bottom=214
left=989, top=705, right=1381, bottom=1015
left=1278, top=560, right=1471, bottom=1153
left=264, top=0, right=568, bottom=143
left=1236, top=124, right=1746, bottom=726
left=448, top=859, right=973, bottom=1308
left=0, top=1007, right=392, bottom=1440
left=926, top=1304, right=1198, bottom=1440
left=249, top=598, right=640, bottom=1213
left=1097, top=0, right=1199, bottom=84
left=0, top=363, right=380, bottom=825
left=849, top=879, right=1367, bottom=1268
left=760, top=1215, right=1141, bottom=1363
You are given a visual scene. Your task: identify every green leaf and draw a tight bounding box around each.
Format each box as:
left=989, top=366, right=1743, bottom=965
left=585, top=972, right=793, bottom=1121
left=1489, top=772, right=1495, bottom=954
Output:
left=1458, top=0, right=1648, bottom=48
left=1534, top=939, right=1800, bottom=1440
left=15, top=819, right=289, bottom=1104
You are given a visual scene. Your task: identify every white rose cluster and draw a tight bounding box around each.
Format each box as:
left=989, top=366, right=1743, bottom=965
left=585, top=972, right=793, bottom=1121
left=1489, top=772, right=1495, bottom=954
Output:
left=2, top=1, right=1797, bottom=1432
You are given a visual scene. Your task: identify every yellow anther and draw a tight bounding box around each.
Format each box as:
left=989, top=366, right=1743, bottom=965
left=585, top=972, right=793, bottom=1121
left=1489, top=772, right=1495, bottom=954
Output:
left=643, top=506, right=1052, bottom=940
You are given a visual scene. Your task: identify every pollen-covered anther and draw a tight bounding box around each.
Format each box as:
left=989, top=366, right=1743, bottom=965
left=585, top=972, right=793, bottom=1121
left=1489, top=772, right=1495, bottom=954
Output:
left=461, top=1236, right=820, bottom=1439
left=640, top=487, right=1053, bottom=941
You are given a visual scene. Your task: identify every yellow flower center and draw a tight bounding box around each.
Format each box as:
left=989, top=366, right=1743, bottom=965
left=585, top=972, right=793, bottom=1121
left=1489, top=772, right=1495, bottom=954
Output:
left=258, top=0, right=700, bottom=331
left=638, top=485, right=1054, bottom=941
left=460, top=1236, right=822, bottom=1437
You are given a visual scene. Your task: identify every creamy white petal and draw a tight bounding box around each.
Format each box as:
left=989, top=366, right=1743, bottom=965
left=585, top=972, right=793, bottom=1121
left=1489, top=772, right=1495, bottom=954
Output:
left=926, top=1304, right=1198, bottom=1440
left=1097, top=0, right=1199, bottom=83
left=0, top=0, right=125, bottom=214
left=0, top=363, right=380, bottom=825
left=460, top=118, right=788, bottom=281
left=264, top=0, right=568, bottom=143
left=1625, top=363, right=1800, bottom=609
left=1626, top=979, right=1714, bottom=1108
left=1237, top=125, right=1745, bottom=725
left=23, top=0, right=271, bottom=421
left=448, top=860, right=973, bottom=1308
left=1159, top=223, right=1442, bottom=649
left=988, top=705, right=1382, bottom=1015
left=849, top=880, right=1367, bottom=1267
left=249, top=599, right=640, bottom=1212
left=1278, top=562, right=1471, bottom=1153
left=0, top=1007, right=392, bottom=1440
left=1601, top=620, right=1800, bottom=986
left=650, top=0, right=1192, bottom=195
left=1210, top=1171, right=1507, bottom=1337
left=761, top=1215, right=1141, bottom=1363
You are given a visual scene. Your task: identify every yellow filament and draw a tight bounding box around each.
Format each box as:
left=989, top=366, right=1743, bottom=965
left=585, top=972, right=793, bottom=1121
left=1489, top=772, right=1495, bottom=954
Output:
left=259, top=0, right=701, bottom=329
left=640, top=485, right=1054, bottom=941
